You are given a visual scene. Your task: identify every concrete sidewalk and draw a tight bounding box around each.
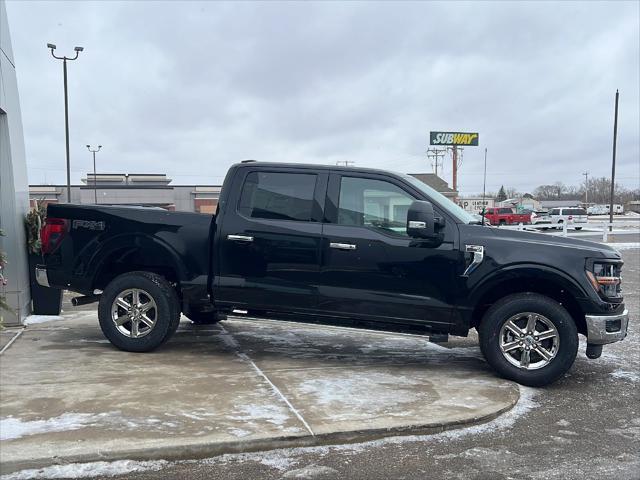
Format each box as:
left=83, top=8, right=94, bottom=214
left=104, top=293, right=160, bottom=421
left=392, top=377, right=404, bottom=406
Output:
left=0, top=311, right=519, bottom=475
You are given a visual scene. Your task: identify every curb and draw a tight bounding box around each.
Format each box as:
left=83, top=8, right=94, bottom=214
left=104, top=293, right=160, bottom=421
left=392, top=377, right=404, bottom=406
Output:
left=0, top=396, right=517, bottom=475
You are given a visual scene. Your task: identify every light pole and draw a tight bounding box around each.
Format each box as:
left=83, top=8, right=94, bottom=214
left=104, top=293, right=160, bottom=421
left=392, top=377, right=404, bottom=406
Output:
left=86, top=145, right=102, bottom=204
left=582, top=171, right=589, bottom=206
left=47, top=43, right=84, bottom=202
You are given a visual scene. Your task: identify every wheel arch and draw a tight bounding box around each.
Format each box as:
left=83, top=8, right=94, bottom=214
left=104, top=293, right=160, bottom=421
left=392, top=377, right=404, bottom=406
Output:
left=90, top=234, right=187, bottom=292
left=469, top=265, right=589, bottom=335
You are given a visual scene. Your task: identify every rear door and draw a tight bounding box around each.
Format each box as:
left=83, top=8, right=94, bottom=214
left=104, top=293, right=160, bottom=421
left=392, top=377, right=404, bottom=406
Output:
left=215, top=167, right=328, bottom=313
left=317, top=172, right=460, bottom=329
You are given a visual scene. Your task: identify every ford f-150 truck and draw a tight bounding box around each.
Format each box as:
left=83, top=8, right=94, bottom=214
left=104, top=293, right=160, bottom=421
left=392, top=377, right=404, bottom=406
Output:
left=36, top=162, right=629, bottom=386
left=484, top=207, right=531, bottom=226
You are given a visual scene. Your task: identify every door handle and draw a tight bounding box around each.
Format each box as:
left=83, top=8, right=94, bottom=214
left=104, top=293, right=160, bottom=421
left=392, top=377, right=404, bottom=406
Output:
left=330, top=242, right=357, bottom=250
left=227, top=234, right=254, bottom=243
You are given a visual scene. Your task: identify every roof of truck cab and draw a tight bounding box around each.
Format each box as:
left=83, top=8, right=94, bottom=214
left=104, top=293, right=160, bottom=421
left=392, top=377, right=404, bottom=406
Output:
left=232, top=162, right=405, bottom=176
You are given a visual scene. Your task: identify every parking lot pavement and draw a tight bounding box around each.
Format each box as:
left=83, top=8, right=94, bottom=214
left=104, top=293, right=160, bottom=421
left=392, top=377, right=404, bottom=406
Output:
left=0, top=307, right=518, bottom=476
left=2, top=247, right=637, bottom=480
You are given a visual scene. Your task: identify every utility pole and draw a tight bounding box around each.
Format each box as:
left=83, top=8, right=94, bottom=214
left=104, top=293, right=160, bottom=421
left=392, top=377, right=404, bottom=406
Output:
left=86, top=145, right=102, bottom=204
left=582, top=171, right=589, bottom=206
left=48, top=43, right=84, bottom=202
left=451, top=146, right=458, bottom=192
left=481, top=148, right=488, bottom=225
left=609, top=89, right=619, bottom=232
left=426, top=148, right=446, bottom=176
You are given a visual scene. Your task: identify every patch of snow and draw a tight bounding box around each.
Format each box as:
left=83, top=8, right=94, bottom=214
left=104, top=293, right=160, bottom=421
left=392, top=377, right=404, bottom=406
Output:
left=230, top=403, right=291, bottom=427
left=609, top=242, right=640, bottom=251
left=0, top=460, right=168, bottom=480
left=0, top=413, right=107, bottom=441
left=23, top=315, right=64, bottom=326
left=228, top=427, right=252, bottom=438
left=610, top=370, right=640, bottom=382
left=282, top=465, right=338, bottom=478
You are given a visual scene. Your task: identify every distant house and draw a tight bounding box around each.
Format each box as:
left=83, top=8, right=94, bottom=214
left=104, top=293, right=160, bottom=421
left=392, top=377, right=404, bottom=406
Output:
left=408, top=173, right=458, bottom=200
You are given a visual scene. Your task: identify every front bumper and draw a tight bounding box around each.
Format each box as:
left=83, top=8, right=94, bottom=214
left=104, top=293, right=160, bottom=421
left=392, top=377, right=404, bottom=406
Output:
left=35, top=266, right=50, bottom=287
left=585, top=309, right=629, bottom=345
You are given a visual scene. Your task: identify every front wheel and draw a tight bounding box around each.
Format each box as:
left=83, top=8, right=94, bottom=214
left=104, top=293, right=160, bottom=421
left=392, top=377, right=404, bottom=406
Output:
left=98, top=271, right=180, bottom=352
left=478, top=293, right=578, bottom=387
left=575, top=227, right=582, bottom=231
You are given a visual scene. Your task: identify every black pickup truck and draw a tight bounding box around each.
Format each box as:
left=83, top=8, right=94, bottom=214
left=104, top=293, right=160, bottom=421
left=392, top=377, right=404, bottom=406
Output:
left=36, top=162, right=628, bottom=386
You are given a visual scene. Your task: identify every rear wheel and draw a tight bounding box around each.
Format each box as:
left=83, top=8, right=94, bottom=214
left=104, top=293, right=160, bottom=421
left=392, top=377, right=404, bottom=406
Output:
left=499, top=220, right=506, bottom=226
left=98, top=271, right=180, bottom=352
left=478, top=293, right=578, bottom=387
left=575, top=227, right=582, bottom=231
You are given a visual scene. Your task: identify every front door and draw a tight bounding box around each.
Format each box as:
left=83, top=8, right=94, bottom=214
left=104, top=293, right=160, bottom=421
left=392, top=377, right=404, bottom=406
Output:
left=216, top=168, right=327, bottom=313
left=318, top=173, right=459, bottom=330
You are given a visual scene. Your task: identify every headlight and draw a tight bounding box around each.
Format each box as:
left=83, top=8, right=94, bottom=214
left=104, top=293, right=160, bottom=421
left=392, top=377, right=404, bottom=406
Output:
left=586, top=261, right=623, bottom=300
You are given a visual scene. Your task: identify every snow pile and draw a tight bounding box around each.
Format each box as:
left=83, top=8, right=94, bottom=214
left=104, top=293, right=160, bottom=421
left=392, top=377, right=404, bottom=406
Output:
left=0, top=460, right=168, bottom=480
left=23, top=315, right=64, bottom=326
left=610, top=243, right=640, bottom=251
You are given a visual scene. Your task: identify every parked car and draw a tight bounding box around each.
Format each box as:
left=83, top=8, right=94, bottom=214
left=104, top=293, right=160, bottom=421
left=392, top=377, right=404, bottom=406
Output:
left=35, top=162, right=628, bottom=387
left=484, top=207, right=531, bottom=226
left=549, top=207, right=588, bottom=230
left=529, top=210, right=552, bottom=228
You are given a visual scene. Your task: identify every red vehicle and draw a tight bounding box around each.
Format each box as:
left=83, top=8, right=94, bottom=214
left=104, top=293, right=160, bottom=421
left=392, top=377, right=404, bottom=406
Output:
left=484, top=207, right=531, bottom=226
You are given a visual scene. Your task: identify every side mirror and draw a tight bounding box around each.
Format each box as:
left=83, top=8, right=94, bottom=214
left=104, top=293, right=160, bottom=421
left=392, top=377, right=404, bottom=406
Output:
left=406, top=200, right=444, bottom=239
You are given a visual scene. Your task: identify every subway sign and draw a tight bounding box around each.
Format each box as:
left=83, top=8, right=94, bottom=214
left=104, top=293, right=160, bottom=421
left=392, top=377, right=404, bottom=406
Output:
left=430, top=131, right=479, bottom=146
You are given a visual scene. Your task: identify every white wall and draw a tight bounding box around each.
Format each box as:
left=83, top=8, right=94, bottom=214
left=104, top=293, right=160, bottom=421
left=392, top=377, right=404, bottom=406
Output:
left=0, top=0, right=30, bottom=325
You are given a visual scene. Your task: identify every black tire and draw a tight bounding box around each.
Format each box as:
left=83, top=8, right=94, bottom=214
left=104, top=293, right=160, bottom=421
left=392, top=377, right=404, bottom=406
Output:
left=185, top=311, right=226, bottom=325
left=98, top=271, right=180, bottom=352
left=478, top=293, right=578, bottom=387
left=499, top=220, right=506, bottom=226
left=575, top=227, right=582, bottom=231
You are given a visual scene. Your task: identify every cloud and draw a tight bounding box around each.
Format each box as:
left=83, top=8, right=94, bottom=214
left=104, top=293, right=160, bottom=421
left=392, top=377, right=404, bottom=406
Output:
left=6, top=0, right=639, bottom=194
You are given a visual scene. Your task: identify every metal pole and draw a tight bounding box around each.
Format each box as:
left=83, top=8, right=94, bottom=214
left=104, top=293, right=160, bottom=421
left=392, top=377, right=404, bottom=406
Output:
left=481, top=148, right=487, bottom=225
left=582, top=171, right=589, bottom=206
left=452, top=146, right=458, bottom=193
left=93, top=150, right=97, bottom=204
left=63, top=58, right=71, bottom=202
left=609, top=90, right=619, bottom=232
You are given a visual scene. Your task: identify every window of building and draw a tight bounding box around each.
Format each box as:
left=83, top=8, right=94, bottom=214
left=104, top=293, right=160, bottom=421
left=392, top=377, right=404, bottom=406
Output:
left=238, top=172, right=317, bottom=222
left=337, top=177, right=415, bottom=236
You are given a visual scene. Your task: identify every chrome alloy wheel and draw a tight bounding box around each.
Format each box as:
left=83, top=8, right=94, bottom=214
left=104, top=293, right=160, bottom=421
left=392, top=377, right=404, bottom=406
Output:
left=110, top=288, right=157, bottom=338
left=499, top=312, right=559, bottom=370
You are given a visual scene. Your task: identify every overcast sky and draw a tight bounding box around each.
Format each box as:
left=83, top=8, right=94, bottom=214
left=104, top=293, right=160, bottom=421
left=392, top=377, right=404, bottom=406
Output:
left=6, top=0, right=640, bottom=195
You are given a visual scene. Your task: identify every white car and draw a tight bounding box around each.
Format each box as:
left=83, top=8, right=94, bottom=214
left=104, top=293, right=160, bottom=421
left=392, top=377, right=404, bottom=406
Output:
left=548, top=207, right=588, bottom=230
left=530, top=211, right=552, bottom=228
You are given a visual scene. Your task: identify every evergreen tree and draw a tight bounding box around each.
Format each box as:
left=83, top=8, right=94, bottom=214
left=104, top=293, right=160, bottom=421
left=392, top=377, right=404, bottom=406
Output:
left=496, top=185, right=507, bottom=202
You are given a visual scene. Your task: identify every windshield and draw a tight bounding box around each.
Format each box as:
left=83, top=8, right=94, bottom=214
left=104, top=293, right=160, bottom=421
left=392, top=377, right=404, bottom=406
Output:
left=401, top=174, right=478, bottom=224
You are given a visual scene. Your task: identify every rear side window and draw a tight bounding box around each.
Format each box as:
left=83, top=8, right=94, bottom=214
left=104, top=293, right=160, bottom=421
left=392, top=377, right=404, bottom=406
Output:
left=499, top=208, right=512, bottom=214
left=550, top=209, right=560, bottom=215
left=238, top=171, right=317, bottom=222
left=568, top=208, right=587, bottom=215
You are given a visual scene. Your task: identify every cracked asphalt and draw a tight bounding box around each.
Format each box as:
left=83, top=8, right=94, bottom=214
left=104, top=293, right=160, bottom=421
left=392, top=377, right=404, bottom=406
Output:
left=9, top=248, right=639, bottom=480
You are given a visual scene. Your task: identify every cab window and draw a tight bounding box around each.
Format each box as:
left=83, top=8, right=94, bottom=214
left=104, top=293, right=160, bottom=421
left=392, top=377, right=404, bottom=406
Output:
left=238, top=171, right=318, bottom=222
left=337, top=177, right=415, bottom=236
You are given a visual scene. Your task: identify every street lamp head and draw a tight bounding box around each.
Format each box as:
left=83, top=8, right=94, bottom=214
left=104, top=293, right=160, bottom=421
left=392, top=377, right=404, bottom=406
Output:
left=74, top=46, right=84, bottom=52
left=47, top=43, right=56, bottom=50
left=98, top=145, right=102, bottom=149
left=86, top=145, right=90, bottom=148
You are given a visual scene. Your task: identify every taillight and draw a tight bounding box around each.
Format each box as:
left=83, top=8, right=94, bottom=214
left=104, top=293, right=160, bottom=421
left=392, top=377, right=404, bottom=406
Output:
left=41, top=218, right=69, bottom=254
left=568, top=215, right=573, bottom=220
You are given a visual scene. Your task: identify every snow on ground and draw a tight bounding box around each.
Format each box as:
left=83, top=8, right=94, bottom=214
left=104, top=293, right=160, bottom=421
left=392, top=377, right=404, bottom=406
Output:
left=0, top=460, right=169, bottom=480
left=1, top=387, right=539, bottom=479
left=22, top=315, right=64, bottom=326
left=0, top=413, right=106, bottom=441
left=610, top=242, right=640, bottom=251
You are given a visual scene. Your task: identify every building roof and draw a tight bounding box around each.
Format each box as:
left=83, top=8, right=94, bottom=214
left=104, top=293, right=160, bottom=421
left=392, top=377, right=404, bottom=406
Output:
left=407, top=173, right=456, bottom=193
left=540, top=199, right=583, bottom=208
